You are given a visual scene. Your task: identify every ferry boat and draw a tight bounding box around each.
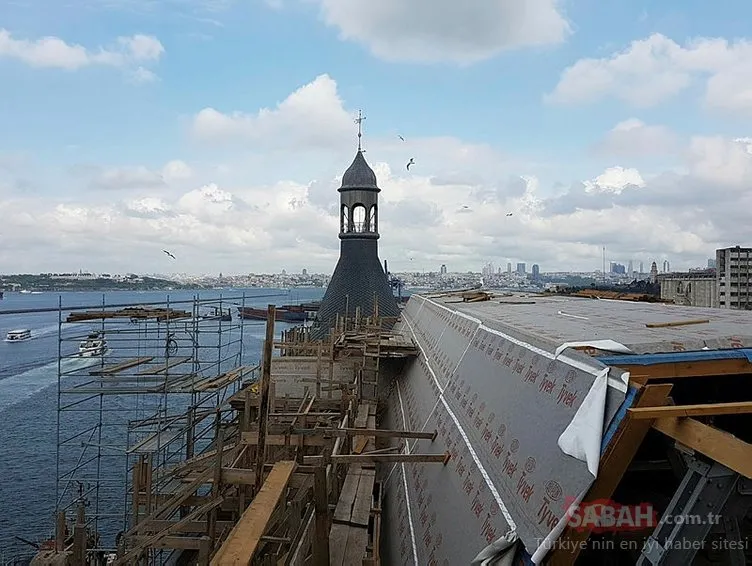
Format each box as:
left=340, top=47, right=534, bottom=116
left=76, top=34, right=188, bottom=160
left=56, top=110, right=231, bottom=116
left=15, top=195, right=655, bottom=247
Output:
left=5, top=328, right=31, bottom=342
left=78, top=332, right=108, bottom=357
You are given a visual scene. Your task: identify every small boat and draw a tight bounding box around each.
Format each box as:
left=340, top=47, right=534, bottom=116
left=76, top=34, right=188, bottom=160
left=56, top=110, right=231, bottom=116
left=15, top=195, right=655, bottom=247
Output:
left=79, top=332, right=108, bottom=357
left=5, top=329, right=31, bottom=342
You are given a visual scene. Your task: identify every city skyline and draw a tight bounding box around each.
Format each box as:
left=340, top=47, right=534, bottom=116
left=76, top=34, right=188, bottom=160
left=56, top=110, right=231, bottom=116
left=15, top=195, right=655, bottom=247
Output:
left=2, top=2, right=752, bottom=273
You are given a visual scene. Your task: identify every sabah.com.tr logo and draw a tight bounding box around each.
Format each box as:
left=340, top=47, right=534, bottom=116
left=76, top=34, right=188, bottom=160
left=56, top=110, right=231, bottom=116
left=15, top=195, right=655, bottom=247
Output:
left=564, top=497, right=658, bottom=533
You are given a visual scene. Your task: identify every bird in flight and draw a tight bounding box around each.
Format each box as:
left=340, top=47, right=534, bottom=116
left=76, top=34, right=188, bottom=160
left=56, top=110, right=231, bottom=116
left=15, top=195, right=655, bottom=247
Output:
left=162, top=250, right=176, bottom=260
left=506, top=212, right=513, bottom=216
left=398, top=135, right=405, bottom=141
left=462, top=205, right=470, bottom=209
left=406, top=158, right=415, bottom=171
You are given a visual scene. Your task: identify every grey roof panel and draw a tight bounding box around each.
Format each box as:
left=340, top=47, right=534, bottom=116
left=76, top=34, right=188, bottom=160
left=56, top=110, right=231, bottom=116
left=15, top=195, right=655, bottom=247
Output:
left=339, top=150, right=379, bottom=190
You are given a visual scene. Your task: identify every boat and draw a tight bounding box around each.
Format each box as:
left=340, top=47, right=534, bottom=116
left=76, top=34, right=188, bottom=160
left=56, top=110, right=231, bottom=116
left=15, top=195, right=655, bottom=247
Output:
left=237, top=305, right=309, bottom=322
left=205, top=306, right=232, bottom=322
left=78, top=332, right=108, bottom=357
left=5, top=329, right=31, bottom=342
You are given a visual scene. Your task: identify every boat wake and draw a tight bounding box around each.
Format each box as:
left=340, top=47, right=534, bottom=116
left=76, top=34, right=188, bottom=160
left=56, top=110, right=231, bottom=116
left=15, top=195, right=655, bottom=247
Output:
left=0, top=356, right=103, bottom=412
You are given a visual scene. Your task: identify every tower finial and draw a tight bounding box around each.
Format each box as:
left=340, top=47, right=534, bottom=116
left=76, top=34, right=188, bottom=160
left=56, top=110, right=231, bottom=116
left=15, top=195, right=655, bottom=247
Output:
left=355, top=109, right=366, bottom=151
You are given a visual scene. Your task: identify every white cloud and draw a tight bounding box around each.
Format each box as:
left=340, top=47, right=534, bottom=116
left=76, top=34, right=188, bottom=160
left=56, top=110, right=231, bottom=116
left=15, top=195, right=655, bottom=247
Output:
left=547, top=33, right=752, bottom=113
left=191, top=74, right=352, bottom=148
left=596, top=119, right=679, bottom=157
left=313, top=0, right=570, bottom=64
left=0, top=29, right=164, bottom=77
left=3, top=74, right=752, bottom=274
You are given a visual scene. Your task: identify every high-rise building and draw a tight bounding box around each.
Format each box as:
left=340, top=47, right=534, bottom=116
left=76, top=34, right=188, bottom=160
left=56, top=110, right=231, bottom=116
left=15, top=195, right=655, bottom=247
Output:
left=507, top=262, right=512, bottom=274
left=610, top=262, right=626, bottom=275
left=628, top=260, right=633, bottom=274
left=440, top=264, right=447, bottom=275
left=663, top=260, right=670, bottom=273
left=516, top=263, right=526, bottom=275
left=531, top=264, right=540, bottom=280
left=716, top=246, right=752, bottom=309
left=650, top=262, right=658, bottom=283
left=708, top=258, right=717, bottom=269
left=639, top=261, right=644, bottom=274
left=302, top=268, right=308, bottom=276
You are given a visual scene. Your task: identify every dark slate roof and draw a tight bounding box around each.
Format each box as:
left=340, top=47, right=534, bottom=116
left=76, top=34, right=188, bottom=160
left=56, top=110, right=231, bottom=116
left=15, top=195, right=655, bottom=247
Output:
left=312, top=239, right=400, bottom=338
left=340, top=150, right=379, bottom=190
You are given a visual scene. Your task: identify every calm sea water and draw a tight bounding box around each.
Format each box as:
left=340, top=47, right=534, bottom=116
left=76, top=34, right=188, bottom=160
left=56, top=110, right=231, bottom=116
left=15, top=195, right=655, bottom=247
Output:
left=0, top=288, right=324, bottom=563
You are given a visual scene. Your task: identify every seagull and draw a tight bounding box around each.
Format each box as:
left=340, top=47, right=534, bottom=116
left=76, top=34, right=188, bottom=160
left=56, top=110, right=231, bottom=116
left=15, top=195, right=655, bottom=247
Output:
left=162, top=250, right=176, bottom=260
left=462, top=205, right=470, bottom=209
left=398, top=135, right=405, bottom=141
left=406, top=158, right=415, bottom=171
left=506, top=212, right=513, bottom=216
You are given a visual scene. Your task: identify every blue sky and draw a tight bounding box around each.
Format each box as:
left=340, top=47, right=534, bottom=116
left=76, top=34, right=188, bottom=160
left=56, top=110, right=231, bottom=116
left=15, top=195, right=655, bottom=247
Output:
left=1, top=0, right=751, bottom=274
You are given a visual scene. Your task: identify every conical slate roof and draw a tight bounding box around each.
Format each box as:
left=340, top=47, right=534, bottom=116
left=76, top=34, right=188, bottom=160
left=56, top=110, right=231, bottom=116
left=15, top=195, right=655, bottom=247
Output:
left=340, top=150, right=378, bottom=190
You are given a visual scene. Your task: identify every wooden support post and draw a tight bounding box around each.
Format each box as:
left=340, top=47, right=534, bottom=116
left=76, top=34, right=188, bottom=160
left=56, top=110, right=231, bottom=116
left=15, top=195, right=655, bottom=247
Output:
left=255, top=304, right=276, bottom=494
left=55, top=511, right=66, bottom=552
left=312, top=466, right=330, bottom=566
left=547, top=383, right=673, bottom=566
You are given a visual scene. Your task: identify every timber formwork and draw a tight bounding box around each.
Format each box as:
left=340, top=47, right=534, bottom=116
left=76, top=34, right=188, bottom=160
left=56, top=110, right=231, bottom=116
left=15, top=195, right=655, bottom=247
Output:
left=110, top=305, right=428, bottom=565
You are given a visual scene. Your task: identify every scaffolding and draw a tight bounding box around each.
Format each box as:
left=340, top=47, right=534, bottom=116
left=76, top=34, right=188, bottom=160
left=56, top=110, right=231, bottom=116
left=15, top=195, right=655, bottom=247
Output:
left=53, top=294, right=258, bottom=563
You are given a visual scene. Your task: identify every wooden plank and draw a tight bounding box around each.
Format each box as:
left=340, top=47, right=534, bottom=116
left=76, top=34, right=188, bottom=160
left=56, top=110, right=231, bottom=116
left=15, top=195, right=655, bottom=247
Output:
left=313, top=466, right=330, bottom=566
left=630, top=401, right=752, bottom=419
left=652, top=417, right=752, bottom=478
left=137, top=356, right=192, bottom=375
left=210, top=460, right=296, bottom=565
left=333, top=469, right=362, bottom=524
left=615, top=358, right=752, bottom=379
left=241, top=432, right=326, bottom=447
left=342, top=527, right=369, bottom=566
left=305, top=452, right=450, bottom=465
left=645, top=318, right=710, bottom=328
left=328, top=523, right=349, bottom=566
left=350, top=469, right=375, bottom=527
left=548, top=383, right=673, bottom=566
left=293, top=427, right=437, bottom=441
left=90, top=356, right=154, bottom=375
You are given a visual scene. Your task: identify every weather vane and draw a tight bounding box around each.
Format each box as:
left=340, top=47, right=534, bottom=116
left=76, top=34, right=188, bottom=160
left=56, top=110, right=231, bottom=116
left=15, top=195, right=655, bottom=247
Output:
left=355, top=110, right=366, bottom=151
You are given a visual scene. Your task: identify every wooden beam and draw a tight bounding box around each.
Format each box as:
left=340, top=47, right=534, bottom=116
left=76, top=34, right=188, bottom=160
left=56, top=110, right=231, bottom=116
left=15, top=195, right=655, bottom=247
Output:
left=294, top=427, right=437, bottom=441
left=630, top=401, right=752, bottom=420
left=241, top=432, right=326, bottom=447
left=645, top=318, right=710, bottom=328
left=210, top=461, right=296, bottom=565
left=90, top=356, right=154, bottom=375
left=547, top=383, right=673, bottom=566
left=652, top=417, right=752, bottom=478
left=617, top=358, right=752, bottom=380
left=255, top=304, right=276, bottom=494
left=304, top=452, right=450, bottom=465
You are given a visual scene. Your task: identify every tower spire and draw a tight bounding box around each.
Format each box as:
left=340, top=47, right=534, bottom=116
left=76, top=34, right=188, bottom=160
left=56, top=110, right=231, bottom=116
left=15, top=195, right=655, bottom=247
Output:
left=355, top=109, right=366, bottom=151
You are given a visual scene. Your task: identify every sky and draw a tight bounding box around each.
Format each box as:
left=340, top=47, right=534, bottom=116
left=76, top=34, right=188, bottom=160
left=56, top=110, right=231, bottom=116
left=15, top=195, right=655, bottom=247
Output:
left=2, top=0, right=752, bottom=275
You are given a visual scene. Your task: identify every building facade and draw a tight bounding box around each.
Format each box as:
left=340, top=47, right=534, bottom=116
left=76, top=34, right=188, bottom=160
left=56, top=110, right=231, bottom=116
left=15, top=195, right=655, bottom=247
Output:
left=658, top=271, right=718, bottom=308
left=717, top=246, right=752, bottom=309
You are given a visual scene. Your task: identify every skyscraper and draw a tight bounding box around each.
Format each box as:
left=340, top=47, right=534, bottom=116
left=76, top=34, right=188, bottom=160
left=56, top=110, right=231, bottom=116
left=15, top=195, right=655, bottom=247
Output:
left=516, top=263, right=526, bottom=275
left=532, top=264, right=540, bottom=280
left=440, top=264, right=447, bottom=275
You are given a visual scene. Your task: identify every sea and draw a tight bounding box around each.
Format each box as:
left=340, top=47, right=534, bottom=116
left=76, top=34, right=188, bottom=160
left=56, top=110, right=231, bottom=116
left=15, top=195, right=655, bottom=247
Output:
left=0, top=288, right=325, bottom=564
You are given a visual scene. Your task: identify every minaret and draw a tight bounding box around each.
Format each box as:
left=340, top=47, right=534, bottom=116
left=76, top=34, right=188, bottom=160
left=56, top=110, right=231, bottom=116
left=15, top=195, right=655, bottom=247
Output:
left=312, top=111, right=400, bottom=337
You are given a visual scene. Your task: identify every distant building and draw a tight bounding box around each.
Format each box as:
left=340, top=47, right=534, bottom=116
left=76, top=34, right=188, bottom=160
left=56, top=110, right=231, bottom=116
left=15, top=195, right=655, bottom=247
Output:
left=708, top=258, right=717, bottom=269
left=516, top=263, right=526, bottom=275
left=627, top=260, right=633, bottom=274
left=507, top=262, right=512, bottom=274
left=639, top=261, right=644, bottom=274
left=610, top=262, right=626, bottom=275
left=662, top=260, right=670, bottom=273
left=302, top=268, right=308, bottom=276
left=659, top=270, right=718, bottom=308
left=649, top=262, right=658, bottom=283
left=531, top=264, right=540, bottom=280
left=717, top=246, right=752, bottom=309
left=440, top=264, right=447, bottom=275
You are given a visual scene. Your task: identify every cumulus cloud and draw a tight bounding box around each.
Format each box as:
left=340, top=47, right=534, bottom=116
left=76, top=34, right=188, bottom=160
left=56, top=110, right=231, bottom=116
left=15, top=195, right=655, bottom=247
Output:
left=191, top=74, right=352, bottom=148
left=595, top=119, right=679, bottom=157
left=547, top=33, right=752, bottom=113
left=3, top=74, right=752, bottom=274
left=0, top=29, right=164, bottom=77
left=313, top=0, right=570, bottom=64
